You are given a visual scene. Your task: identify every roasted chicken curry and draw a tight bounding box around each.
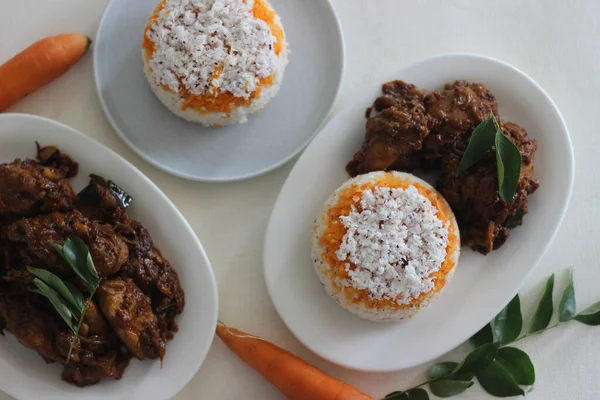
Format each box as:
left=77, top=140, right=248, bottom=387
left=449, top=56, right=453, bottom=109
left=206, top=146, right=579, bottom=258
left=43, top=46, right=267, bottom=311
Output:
left=0, top=145, right=184, bottom=387
left=347, top=80, right=539, bottom=254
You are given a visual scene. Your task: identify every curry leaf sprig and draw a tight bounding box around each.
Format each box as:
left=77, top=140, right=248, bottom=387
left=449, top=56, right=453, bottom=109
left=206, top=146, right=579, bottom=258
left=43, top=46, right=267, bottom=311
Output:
left=456, top=114, right=522, bottom=202
left=28, top=235, right=101, bottom=362
left=384, top=269, right=600, bottom=399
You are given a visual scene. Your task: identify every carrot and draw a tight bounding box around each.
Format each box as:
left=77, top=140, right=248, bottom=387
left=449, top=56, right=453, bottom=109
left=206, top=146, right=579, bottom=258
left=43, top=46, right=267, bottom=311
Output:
left=216, top=322, right=374, bottom=400
left=0, top=33, right=91, bottom=111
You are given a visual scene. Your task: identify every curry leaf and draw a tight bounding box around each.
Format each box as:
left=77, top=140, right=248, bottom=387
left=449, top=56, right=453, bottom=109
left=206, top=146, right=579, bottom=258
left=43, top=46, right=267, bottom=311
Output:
left=32, top=279, right=76, bottom=333
left=407, top=388, right=429, bottom=400
left=384, top=391, right=408, bottom=400
left=456, top=115, right=497, bottom=176
left=59, top=236, right=99, bottom=291
left=454, top=343, right=498, bottom=375
left=529, top=274, right=555, bottom=333
left=385, top=389, right=430, bottom=400
left=27, top=267, right=84, bottom=318
left=496, top=347, right=535, bottom=386
left=575, top=301, right=600, bottom=325
left=559, top=268, right=576, bottom=322
left=32, top=240, right=101, bottom=363
left=88, top=174, right=133, bottom=209
left=494, top=295, right=522, bottom=344
left=471, top=323, right=494, bottom=348
left=430, top=378, right=474, bottom=398
left=457, top=115, right=522, bottom=201
left=49, top=242, right=64, bottom=257
left=495, top=129, right=522, bottom=202
left=429, top=362, right=459, bottom=380
left=477, top=359, right=525, bottom=397
left=64, top=281, right=85, bottom=313
left=59, top=240, right=89, bottom=289
left=68, top=235, right=99, bottom=280
left=385, top=270, right=600, bottom=399
left=89, top=174, right=108, bottom=186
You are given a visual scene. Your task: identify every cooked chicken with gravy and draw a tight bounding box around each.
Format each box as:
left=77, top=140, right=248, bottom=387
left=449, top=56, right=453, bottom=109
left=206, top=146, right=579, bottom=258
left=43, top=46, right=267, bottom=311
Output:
left=1, top=210, right=129, bottom=277
left=97, top=278, right=165, bottom=360
left=347, top=80, right=539, bottom=254
left=0, top=145, right=184, bottom=386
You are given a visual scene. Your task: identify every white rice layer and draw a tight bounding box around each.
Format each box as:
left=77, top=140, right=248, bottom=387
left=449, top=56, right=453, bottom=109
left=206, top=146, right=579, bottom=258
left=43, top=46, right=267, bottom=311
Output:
left=142, top=47, right=287, bottom=127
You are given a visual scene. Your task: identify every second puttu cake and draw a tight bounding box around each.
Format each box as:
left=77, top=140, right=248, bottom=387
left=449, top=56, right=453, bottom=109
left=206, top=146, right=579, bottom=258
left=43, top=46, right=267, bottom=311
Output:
left=312, top=171, right=460, bottom=321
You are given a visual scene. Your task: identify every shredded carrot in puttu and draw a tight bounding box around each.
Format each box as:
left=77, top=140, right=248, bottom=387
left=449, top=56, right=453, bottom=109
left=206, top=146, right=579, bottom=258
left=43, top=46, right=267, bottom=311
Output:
left=180, top=74, right=275, bottom=113
left=143, top=0, right=284, bottom=114
left=318, top=175, right=459, bottom=311
left=251, top=0, right=284, bottom=56
left=142, top=3, right=162, bottom=56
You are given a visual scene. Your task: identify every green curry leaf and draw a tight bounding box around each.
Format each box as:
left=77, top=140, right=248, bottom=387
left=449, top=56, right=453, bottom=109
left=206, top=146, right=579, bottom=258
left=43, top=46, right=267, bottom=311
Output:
left=429, top=362, right=459, bottom=380
left=496, top=347, right=535, bottom=386
left=430, top=378, right=474, bottom=398
left=494, top=295, right=523, bottom=344
left=58, top=236, right=99, bottom=291
left=27, top=267, right=84, bottom=318
left=529, top=274, right=555, bottom=334
left=456, top=115, right=522, bottom=202
left=575, top=301, right=600, bottom=325
left=495, top=129, right=522, bottom=202
left=456, top=115, right=497, bottom=176
left=454, top=343, right=498, bottom=375
left=477, top=359, right=525, bottom=397
left=471, top=323, right=494, bottom=348
left=31, top=279, right=76, bottom=333
left=30, top=240, right=101, bottom=363
left=559, top=268, right=576, bottom=322
left=406, top=388, right=429, bottom=400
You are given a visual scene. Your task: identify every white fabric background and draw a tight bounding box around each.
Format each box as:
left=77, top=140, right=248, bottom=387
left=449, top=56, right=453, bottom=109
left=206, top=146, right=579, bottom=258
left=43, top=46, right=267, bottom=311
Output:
left=0, top=0, right=598, bottom=399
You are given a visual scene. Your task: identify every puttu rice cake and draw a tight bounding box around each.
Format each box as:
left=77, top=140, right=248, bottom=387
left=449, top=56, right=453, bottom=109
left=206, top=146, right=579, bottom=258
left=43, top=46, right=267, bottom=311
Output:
left=142, top=0, right=288, bottom=127
left=312, top=171, right=460, bottom=322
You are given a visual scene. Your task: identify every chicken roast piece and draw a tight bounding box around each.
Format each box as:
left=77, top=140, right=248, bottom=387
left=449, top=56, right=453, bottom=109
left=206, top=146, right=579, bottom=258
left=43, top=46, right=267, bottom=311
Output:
left=347, top=81, right=431, bottom=175
left=77, top=181, right=185, bottom=339
left=96, top=278, right=165, bottom=360
left=0, top=210, right=129, bottom=278
left=48, top=298, right=130, bottom=387
left=436, top=120, right=539, bottom=253
left=117, top=220, right=185, bottom=339
left=77, top=178, right=129, bottom=223
left=347, top=80, right=539, bottom=254
left=61, top=347, right=130, bottom=387
left=0, top=296, right=64, bottom=362
left=0, top=145, right=185, bottom=387
left=421, top=81, right=499, bottom=170
left=0, top=294, right=130, bottom=387
left=0, top=145, right=78, bottom=218
left=0, top=160, right=75, bottom=218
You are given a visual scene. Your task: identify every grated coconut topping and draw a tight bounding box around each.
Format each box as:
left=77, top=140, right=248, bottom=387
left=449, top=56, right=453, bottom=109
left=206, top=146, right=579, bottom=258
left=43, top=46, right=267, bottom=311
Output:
left=336, top=186, right=449, bottom=304
left=146, top=0, right=279, bottom=98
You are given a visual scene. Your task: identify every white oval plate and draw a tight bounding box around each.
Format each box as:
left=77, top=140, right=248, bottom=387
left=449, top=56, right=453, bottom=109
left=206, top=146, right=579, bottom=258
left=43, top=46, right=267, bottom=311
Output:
left=0, top=114, right=218, bottom=399
left=264, top=54, right=574, bottom=372
left=94, top=0, right=344, bottom=182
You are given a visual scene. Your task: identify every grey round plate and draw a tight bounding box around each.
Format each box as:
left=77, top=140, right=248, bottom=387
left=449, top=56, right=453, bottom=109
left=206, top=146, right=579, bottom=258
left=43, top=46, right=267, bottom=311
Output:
left=94, top=0, right=345, bottom=182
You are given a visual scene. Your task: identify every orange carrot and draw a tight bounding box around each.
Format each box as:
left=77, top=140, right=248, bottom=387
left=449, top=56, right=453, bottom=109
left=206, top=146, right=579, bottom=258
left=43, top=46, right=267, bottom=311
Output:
left=0, top=33, right=91, bottom=111
left=216, top=322, right=374, bottom=400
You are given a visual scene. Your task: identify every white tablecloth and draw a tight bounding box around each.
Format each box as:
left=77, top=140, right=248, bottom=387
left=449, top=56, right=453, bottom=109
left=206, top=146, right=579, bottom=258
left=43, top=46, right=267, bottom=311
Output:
left=1, top=0, right=598, bottom=399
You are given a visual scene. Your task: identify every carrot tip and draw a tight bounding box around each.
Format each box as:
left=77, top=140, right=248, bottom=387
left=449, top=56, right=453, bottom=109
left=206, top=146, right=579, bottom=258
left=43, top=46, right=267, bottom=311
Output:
left=86, top=36, right=92, bottom=49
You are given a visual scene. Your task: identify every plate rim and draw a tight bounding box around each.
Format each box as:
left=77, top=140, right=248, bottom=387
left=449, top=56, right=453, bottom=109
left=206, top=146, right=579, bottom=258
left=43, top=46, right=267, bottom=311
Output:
left=263, top=53, right=575, bottom=372
left=92, top=0, right=346, bottom=182
left=0, top=113, right=219, bottom=399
